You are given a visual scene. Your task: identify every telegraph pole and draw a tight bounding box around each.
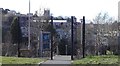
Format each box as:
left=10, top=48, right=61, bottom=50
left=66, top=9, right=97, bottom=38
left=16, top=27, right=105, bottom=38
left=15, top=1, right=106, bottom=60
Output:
left=51, top=16, right=53, bottom=60
left=82, top=16, right=85, bottom=58
left=28, top=0, right=31, bottom=50
left=71, top=16, right=74, bottom=60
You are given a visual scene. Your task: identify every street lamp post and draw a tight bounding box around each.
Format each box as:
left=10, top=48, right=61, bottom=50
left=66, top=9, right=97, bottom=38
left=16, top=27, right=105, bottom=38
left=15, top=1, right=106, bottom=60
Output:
left=71, top=16, right=74, bottom=60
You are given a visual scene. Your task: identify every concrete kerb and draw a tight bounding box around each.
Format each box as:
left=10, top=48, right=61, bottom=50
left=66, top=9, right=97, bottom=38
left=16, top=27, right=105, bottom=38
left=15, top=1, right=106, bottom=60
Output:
left=37, top=57, right=50, bottom=65
left=38, top=61, right=45, bottom=65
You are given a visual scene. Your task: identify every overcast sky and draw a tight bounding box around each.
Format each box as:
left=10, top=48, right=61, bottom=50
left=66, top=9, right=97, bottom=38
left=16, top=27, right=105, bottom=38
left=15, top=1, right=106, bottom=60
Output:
left=0, top=0, right=119, bottom=21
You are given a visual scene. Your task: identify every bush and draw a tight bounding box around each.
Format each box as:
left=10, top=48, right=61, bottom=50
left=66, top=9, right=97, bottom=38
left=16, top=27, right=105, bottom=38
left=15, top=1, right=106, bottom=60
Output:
left=106, top=50, right=113, bottom=55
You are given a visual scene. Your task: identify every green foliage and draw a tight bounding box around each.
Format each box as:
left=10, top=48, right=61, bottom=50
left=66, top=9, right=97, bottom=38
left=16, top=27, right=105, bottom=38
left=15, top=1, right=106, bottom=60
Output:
left=58, top=38, right=71, bottom=55
left=10, top=17, right=22, bottom=44
left=45, top=23, right=56, bottom=36
left=10, top=17, right=22, bottom=57
left=58, top=38, right=66, bottom=55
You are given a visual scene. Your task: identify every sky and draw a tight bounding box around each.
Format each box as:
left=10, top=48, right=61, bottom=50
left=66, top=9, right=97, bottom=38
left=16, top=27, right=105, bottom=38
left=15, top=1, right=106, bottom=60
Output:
left=0, top=0, right=119, bottom=22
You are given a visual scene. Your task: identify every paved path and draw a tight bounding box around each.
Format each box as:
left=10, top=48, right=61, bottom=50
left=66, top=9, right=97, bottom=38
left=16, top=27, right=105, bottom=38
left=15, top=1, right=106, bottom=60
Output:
left=39, top=55, right=72, bottom=66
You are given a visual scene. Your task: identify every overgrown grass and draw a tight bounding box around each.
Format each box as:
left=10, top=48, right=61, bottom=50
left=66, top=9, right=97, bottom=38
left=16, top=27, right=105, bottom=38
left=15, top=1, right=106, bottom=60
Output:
left=73, top=55, right=118, bottom=64
left=0, top=56, right=45, bottom=64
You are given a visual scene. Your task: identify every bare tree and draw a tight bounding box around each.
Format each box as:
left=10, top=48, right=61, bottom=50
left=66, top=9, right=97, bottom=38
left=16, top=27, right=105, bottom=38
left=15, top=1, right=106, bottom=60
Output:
left=93, top=12, right=114, bottom=55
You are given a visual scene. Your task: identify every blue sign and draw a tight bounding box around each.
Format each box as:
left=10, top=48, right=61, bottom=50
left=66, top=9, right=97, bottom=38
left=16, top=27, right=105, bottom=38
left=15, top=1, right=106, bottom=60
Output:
left=42, top=33, right=50, bottom=50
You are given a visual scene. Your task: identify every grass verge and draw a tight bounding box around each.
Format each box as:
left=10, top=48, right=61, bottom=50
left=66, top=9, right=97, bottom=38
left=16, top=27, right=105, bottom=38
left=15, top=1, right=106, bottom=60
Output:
left=0, top=56, right=45, bottom=64
left=73, top=55, right=118, bottom=64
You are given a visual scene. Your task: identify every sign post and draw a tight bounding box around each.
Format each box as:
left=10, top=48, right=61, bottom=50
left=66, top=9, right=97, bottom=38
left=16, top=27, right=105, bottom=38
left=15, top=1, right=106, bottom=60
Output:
left=51, top=16, right=53, bottom=60
left=40, top=32, right=51, bottom=57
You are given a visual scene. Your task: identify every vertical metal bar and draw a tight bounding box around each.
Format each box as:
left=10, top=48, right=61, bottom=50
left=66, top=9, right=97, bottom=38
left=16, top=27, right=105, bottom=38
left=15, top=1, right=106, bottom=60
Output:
left=51, top=16, right=53, bottom=60
left=40, top=31, right=43, bottom=57
left=71, top=16, right=74, bottom=60
left=82, top=16, right=85, bottom=58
